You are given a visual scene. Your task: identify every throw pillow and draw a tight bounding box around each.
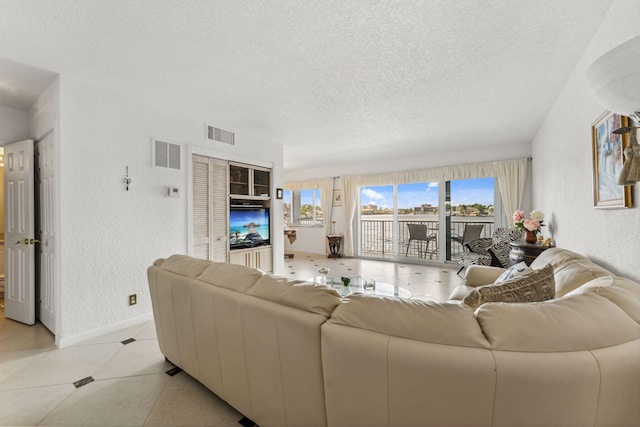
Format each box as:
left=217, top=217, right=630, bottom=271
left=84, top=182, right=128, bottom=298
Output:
left=495, top=261, right=531, bottom=283
left=462, top=264, right=555, bottom=310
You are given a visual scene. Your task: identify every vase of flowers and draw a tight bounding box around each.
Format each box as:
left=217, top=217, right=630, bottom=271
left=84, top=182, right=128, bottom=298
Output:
left=513, top=210, right=545, bottom=244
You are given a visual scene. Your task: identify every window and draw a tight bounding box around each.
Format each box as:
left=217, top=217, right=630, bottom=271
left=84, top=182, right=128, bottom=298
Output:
left=357, top=178, right=497, bottom=262
left=284, top=189, right=323, bottom=226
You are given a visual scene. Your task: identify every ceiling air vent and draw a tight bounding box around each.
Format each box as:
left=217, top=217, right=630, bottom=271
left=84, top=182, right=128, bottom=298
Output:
left=153, top=139, right=181, bottom=170
left=206, top=124, right=235, bottom=145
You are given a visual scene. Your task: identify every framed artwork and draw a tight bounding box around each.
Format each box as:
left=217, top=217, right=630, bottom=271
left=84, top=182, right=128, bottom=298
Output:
left=332, top=189, right=342, bottom=206
left=591, top=111, right=633, bottom=208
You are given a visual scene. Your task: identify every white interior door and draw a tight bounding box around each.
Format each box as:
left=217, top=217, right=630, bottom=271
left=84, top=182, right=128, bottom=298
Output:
left=4, top=139, right=36, bottom=325
left=37, top=134, right=55, bottom=332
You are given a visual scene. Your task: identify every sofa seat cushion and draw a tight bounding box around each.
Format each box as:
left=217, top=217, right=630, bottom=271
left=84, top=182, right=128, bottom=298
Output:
left=531, top=248, right=613, bottom=297
left=249, top=275, right=342, bottom=317
left=462, top=264, right=555, bottom=310
left=476, top=292, right=640, bottom=352
left=157, top=254, right=213, bottom=278
left=197, top=262, right=264, bottom=293
left=448, top=285, right=475, bottom=301
left=329, top=294, right=490, bottom=348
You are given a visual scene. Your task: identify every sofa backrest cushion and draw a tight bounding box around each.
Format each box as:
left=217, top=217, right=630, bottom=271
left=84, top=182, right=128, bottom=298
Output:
left=249, top=275, right=342, bottom=317
left=329, top=294, right=490, bottom=348
left=565, top=275, right=640, bottom=324
left=476, top=292, right=640, bottom=351
left=462, top=264, right=555, bottom=309
left=157, top=254, right=213, bottom=278
left=196, top=262, right=264, bottom=293
left=531, top=248, right=612, bottom=297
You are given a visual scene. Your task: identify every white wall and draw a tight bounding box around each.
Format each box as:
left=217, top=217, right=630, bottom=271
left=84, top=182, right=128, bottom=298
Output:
left=532, top=0, right=640, bottom=280
left=56, top=75, right=283, bottom=345
left=0, top=105, right=29, bottom=144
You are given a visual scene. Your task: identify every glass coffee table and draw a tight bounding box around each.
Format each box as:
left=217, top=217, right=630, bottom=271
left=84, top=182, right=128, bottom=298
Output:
left=308, top=275, right=412, bottom=299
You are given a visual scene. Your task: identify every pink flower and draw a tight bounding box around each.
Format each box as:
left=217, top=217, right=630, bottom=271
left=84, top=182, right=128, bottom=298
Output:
left=513, top=209, right=545, bottom=235
left=523, top=219, right=541, bottom=232
left=512, top=210, right=525, bottom=223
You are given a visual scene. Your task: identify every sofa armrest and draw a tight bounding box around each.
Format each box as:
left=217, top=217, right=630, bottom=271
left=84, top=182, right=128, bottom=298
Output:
left=464, top=265, right=506, bottom=287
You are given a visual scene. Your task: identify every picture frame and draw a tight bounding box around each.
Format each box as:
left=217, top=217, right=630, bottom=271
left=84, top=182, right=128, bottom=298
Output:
left=332, top=189, right=342, bottom=206
left=591, top=111, right=633, bottom=208
left=276, top=188, right=283, bottom=200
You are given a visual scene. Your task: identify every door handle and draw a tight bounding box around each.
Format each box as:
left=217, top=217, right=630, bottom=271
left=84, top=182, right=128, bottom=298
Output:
left=15, top=238, right=40, bottom=245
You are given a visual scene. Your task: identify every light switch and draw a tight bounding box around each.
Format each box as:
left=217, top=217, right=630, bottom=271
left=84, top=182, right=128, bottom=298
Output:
left=167, top=186, right=180, bottom=198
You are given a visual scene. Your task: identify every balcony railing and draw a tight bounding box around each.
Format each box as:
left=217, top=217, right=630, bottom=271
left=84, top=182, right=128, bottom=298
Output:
left=360, top=217, right=495, bottom=260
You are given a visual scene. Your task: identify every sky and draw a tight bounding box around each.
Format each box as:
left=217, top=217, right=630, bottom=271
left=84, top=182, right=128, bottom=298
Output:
left=361, top=178, right=495, bottom=209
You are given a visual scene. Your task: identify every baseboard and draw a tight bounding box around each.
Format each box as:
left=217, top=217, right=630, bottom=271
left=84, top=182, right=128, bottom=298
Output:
left=56, top=312, right=153, bottom=348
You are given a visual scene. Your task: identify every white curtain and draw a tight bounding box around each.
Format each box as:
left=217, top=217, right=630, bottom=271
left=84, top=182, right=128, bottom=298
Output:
left=495, top=158, right=528, bottom=219
left=319, top=179, right=334, bottom=240
left=342, top=177, right=359, bottom=256
left=339, top=158, right=528, bottom=255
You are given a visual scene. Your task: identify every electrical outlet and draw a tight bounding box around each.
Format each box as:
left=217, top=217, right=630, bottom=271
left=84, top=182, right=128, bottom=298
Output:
left=129, top=294, right=137, bottom=306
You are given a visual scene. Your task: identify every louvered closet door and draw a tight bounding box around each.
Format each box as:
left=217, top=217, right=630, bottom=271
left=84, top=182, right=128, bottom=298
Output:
left=192, top=155, right=228, bottom=262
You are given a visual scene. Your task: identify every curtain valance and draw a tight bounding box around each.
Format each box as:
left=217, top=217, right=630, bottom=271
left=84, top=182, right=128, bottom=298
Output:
left=343, top=159, right=526, bottom=187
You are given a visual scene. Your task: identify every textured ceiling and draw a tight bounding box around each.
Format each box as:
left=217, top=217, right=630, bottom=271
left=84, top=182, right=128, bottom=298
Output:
left=0, top=0, right=613, bottom=172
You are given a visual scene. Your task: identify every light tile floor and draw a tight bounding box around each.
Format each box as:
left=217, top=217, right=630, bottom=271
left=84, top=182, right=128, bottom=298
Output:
left=284, top=252, right=465, bottom=303
left=0, top=253, right=464, bottom=426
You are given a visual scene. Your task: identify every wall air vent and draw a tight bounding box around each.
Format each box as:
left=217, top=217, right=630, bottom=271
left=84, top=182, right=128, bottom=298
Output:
left=153, top=139, right=181, bottom=170
left=206, top=124, right=235, bottom=145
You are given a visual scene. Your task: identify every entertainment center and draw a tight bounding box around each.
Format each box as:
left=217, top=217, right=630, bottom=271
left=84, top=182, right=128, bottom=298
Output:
left=229, top=161, right=272, bottom=270
left=192, top=156, right=273, bottom=271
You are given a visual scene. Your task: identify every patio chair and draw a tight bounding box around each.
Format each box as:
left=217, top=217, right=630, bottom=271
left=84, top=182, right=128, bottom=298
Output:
left=451, top=224, right=484, bottom=249
left=457, top=227, right=523, bottom=275
left=405, top=223, right=438, bottom=259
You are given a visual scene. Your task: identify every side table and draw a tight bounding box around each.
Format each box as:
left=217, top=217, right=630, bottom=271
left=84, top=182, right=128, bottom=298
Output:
left=327, top=234, right=342, bottom=258
left=509, top=241, right=553, bottom=266
left=284, top=229, right=297, bottom=259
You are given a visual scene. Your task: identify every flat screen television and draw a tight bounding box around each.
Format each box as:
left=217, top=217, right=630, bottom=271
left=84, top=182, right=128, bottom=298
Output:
left=229, top=207, right=270, bottom=249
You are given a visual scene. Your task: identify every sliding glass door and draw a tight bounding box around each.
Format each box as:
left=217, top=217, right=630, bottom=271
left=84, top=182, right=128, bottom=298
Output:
left=358, top=178, right=497, bottom=263
left=360, top=185, right=394, bottom=258
left=445, top=178, right=495, bottom=261
left=397, top=182, right=439, bottom=260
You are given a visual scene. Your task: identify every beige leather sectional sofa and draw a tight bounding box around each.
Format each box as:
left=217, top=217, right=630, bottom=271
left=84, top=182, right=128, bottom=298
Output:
left=148, top=248, right=640, bottom=427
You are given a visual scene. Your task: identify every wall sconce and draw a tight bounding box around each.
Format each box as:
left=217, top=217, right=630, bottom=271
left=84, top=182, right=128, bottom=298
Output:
left=124, top=166, right=132, bottom=191
left=613, top=126, right=640, bottom=184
